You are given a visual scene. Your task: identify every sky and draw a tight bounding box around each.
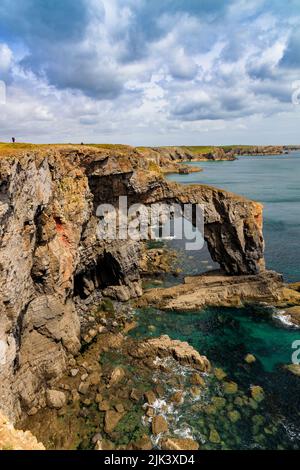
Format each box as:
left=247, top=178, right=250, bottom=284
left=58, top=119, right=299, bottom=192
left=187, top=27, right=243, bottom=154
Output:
left=0, top=0, right=300, bottom=146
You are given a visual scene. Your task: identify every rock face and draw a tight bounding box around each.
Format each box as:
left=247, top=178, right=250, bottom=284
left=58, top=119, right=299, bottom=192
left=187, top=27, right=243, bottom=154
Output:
left=138, top=145, right=284, bottom=167
left=0, top=411, right=45, bottom=450
left=142, top=270, right=283, bottom=311
left=0, top=145, right=265, bottom=420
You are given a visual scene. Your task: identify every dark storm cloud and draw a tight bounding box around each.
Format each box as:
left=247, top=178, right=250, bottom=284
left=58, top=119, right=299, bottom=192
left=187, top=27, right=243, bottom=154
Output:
left=0, top=0, right=89, bottom=42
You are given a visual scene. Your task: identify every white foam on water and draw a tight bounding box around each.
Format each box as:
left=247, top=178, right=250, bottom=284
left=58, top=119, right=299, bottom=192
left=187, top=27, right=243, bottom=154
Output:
left=173, top=425, right=194, bottom=440
left=273, top=310, right=299, bottom=329
left=281, top=420, right=300, bottom=442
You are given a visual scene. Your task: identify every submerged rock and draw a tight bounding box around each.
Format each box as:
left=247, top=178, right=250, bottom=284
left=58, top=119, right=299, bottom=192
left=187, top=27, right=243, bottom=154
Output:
left=209, top=429, right=221, bottom=444
left=214, top=368, right=227, bottom=381
left=223, top=382, right=238, bottom=395
left=250, top=386, right=265, bottom=403
left=211, top=396, right=226, bottom=409
left=228, top=410, right=241, bottom=423
left=284, top=364, right=300, bottom=377
left=245, top=354, right=256, bottom=364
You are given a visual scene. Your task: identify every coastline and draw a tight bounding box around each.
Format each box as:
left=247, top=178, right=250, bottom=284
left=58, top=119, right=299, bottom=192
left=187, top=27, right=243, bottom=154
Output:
left=0, top=144, right=300, bottom=450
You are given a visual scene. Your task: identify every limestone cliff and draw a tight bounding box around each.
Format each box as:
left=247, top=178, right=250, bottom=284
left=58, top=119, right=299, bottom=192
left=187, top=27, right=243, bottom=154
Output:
left=0, top=145, right=265, bottom=421
left=0, top=411, right=45, bottom=450
left=138, top=145, right=285, bottom=167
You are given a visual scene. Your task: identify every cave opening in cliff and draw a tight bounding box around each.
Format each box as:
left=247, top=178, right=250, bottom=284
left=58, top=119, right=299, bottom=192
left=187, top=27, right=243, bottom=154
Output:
left=74, top=252, right=124, bottom=299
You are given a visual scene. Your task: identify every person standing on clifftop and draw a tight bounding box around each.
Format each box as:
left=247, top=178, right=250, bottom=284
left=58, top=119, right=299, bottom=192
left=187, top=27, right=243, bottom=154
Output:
left=12, top=137, right=15, bottom=143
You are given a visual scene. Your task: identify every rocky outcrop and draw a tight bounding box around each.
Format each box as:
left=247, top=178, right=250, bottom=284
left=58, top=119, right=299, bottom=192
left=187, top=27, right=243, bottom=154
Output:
left=280, top=306, right=300, bottom=326
left=139, top=146, right=236, bottom=166
left=138, top=145, right=285, bottom=167
left=0, top=411, right=45, bottom=450
left=0, top=145, right=265, bottom=420
left=141, top=270, right=283, bottom=311
left=131, top=335, right=211, bottom=372
left=234, top=146, right=284, bottom=156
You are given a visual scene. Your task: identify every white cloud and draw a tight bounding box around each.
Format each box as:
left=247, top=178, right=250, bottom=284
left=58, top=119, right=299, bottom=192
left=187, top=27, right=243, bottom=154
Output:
left=0, top=0, right=300, bottom=144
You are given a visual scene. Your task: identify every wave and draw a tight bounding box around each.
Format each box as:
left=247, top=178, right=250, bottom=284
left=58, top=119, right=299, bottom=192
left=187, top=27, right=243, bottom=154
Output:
left=272, top=310, right=300, bottom=329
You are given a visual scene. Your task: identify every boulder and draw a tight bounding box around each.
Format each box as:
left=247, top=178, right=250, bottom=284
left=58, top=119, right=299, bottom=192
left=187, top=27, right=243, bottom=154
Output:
left=152, top=416, right=168, bottom=435
left=131, top=435, right=153, bottom=450
left=245, top=354, right=256, bottom=364
left=283, top=306, right=300, bottom=326
left=170, top=391, right=184, bottom=404
left=132, top=335, right=210, bottom=372
left=223, top=381, right=238, bottom=395
left=144, top=390, right=157, bottom=405
left=104, top=410, right=124, bottom=434
left=161, top=437, right=199, bottom=451
left=46, top=390, right=66, bottom=409
left=250, top=385, right=265, bottom=402
left=108, top=367, right=125, bottom=388
left=190, top=373, right=205, bottom=386
left=209, top=429, right=221, bottom=444
left=284, top=364, right=300, bottom=377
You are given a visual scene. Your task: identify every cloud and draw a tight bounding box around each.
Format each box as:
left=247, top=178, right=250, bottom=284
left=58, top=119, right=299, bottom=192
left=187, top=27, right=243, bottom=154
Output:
left=0, top=0, right=88, bottom=42
left=0, top=0, right=299, bottom=145
left=280, top=30, right=300, bottom=68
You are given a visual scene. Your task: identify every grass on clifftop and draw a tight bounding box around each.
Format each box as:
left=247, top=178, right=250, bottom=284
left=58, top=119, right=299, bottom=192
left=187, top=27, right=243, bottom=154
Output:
left=0, top=142, right=133, bottom=156
left=183, top=145, right=262, bottom=154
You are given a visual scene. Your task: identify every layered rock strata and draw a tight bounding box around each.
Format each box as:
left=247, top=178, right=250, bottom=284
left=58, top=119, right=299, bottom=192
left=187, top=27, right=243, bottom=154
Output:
left=140, top=270, right=284, bottom=311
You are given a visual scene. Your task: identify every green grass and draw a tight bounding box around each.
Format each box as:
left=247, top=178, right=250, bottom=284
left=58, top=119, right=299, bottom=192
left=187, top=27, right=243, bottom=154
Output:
left=182, top=146, right=215, bottom=154
left=0, top=142, right=134, bottom=157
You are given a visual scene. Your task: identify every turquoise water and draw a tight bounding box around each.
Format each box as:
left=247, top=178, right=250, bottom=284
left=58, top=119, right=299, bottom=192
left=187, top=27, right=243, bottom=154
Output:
left=167, top=153, right=300, bottom=282
left=132, top=306, right=300, bottom=449
left=133, top=154, right=300, bottom=449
